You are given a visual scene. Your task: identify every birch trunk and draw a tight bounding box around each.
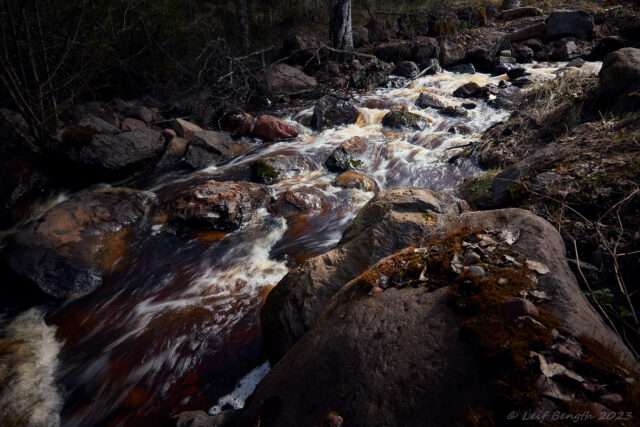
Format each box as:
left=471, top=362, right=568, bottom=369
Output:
left=330, top=0, right=353, bottom=51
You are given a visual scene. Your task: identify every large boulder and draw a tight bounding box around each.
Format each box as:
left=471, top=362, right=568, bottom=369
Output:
left=374, top=40, right=414, bottom=63
left=598, top=48, right=640, bottom=112
left=5, top=188, right=155, bottom=298
left=543, top=10, right=594, bottom=40
left=393, top=61, right=420, bottom=78
left=311, top=96, right=359, bottom=131
left=350, top=59, right=393, bottom=90
left=334, top=171, right=378, bottom=192
left=416, top=92, right=446, bottom=110
left=253, top=115, right=299, bottom=140
left=411, top=37, right=441, bottom=65
left=268, top=189, right=325, bottom=219
left=184, top=131, right=243, bottom=169
left=260, top=188, right=468, bottom=363
left=325, top=137, right=368, bottom=172
left=164, top=181, right=270, bottom=231
left=244, top=208, right=638, bottom=426
left=60, top=128, right=166, bottom=176
left=251, top=155, right=317, bottom=185
left=439, top=39, right=466, bottom=66
left=170, top=118, right=202, bottom=142
left=265, top=63, right=318, bottom=97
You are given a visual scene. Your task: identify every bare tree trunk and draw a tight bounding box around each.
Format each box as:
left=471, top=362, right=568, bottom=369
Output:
left=237, top=0, right=250, bottom=52
left=330, top=0, right=353, bottom=51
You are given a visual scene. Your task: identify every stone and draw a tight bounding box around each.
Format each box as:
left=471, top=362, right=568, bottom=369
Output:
left=171, top=118, right=203, bottom=142
left=507, top=67, right=529, bottom=79
left=508, top=22, right=545, bottom=42
left=253, top=115, right=298, bottom=140
left=453, top=82, right=483, bottom=99
left=352, top=26, right=369, bottom=48
left=502, top=297, right=539, bottom=319
left=61, top=128, right=166, bottom=176
left=381, top=111, right=428, bottom=131
left=71, top=102, right=118, bottom=127
left=468, top=265, right=485, bottom=277
left=164, top=181, right=270, bottom=231
left=184, top=131, right=242, bottom=169
left=412, top=37, right=441, bottom=64
left=600, top=393, right=623, bottom=405
left=265, top=63, right=318, bottom=97
left=5, top=188, right=155, bottom=298
left=268, top=190, right=324, bottom=219
left=551, top=40, right=578, bottom=60
left=76, top=115, right=119, bottom=134
left=440, top=106, right=468, bottom=117
left=282, top=31, right=326, bottom=65
left=393, top=61, right=420, bottom=78
left=365, top=18, right=395, bottom=43
left=260, top=188, right=468, bottom=363
left=544, top=10, right=594, bottom=40
left=502, top=7, right=543, bottom=21
left=311, top=96, right=359, bottom=131
left=598, top=48, right=640, bottom=109
left=120, top=117, right=146, bottom=131
left=514, top=45, right=534, bottom=63
left=589, top=402, right=611, bottom=418
left=449, top=63, right=476, bottom=74
left=155, top=136, right=189, bottom=170
left=589, top=36, right=628, bottom=61
left=0, top=158, right=47, bottom=228
left=430, top=10, right=460, bottom=36
left=350, top=59, right=394, bottom=90
left=220, top=109, right=253, bottom=137
left=439, top=39, right=466, bottom=66
left=416, top=92, right=446, bottom=110
left=375, top=40, right=414, bottom=63
left=251, top=155, right=316, bottom=185
left=334, top=171, right=378, bottom=192
left=422, top=58, right=442, bottom=74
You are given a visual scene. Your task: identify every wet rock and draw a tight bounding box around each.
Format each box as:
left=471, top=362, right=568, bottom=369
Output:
left=265, top=63, right=318, bottom=97
left=416, top=92, right=446, bottom=110
left=184, top=131, right=243, bottom=169
left=220, top=109, right=253, bottom=137
left=5, top=188, right=155, bottom=298
left=461, top=103, right=476, bottom=110
left=507, top=67, right=529, bottom=79
left=350, top=59, right=394, bottom=90
left=508, top=22, right=545, bottom=42
left=393, top=61, right=420, bottom=78
left=260, top=188, right=467, bottom=363
left=165, top=181, right=270, bottom=231
left=449, top=63, right=476, bottom=74
left=253, top=115, right=298, bottom=140
left=155, top=136, right=189, bottom=171
left=502, top=297, right=539, bottom=320
left=269, top=190, right=324, bottom=219
left=334, top=171, right=378, bottom=192
left=502, top=7, right=542, bottom=21
left=61, top=128, right=166, bottom=176
left=440, top=106, right=468, bottom=117
left=465, top=34, right=510, bottom=71
left=491, top=56, right=517, bottom=75
left=311, top=96, right=359, bottom=131
left=439, top=39, right=465, bottom=66
left=453, top=82, right=482, bottom=99
left=543, top=10, right=594, bottom=41
left=422, top=58, right=443, bottom=74
left=0, top=158, right=47, bottom=228
left=381, top=111, right=428, bottom=131
left=598, top=48, right=640, bottom=111
left=171, top=118, right=203, bottom=142
left=252, top=155, right=316, bottom=185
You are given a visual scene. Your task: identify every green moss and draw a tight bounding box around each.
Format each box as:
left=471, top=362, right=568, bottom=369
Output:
left=348, top=157, right=363, bottom=169
left=460, top=168, right=501, bottom=208
left=251, top=158, right=280, bottom=184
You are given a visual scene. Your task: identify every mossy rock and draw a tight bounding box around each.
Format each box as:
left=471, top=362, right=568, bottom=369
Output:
left=251, top=158, right=280, bottom=185
left=381, top=110, right=428, bottom=131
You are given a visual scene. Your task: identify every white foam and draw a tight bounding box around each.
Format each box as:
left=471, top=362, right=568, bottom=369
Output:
left=208, top=361, right=270, bottom=415
left=0, top=308, right=63, bottom=427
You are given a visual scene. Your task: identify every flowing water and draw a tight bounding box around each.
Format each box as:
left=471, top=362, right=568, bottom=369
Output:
left=0, top=63, right=594, bottom=426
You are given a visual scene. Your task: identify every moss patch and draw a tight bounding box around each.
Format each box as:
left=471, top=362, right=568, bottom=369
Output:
left=251, top=158, right=280, bottom=184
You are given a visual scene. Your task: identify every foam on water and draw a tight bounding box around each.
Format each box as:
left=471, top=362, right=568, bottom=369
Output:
left=208, top=361, right=270, bottom=415
left=0, top=308, right=63, bottom=427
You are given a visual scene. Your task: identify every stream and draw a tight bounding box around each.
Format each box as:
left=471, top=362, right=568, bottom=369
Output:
left=0, top=63, right=591, bottom=426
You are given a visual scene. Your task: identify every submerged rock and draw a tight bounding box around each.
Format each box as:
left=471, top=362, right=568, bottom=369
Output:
left=268, top=189, right=325, bottom=219
left=416, top=92, right=446, bottom=110
left=164, top=181, right=270, bottom=231
left=5, top=188, right=155, bottom=298
left=381, top=111, right=428, bottom=131
left=311, top=96, right=359, bottom=131
left=334, top=171, right=378, bottom=192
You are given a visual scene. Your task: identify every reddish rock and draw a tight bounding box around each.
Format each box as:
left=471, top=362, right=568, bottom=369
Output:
left=600, top=393, right=623, bottom=405
left=253, top=115, right=298, bottom=140
left=268, top=190, right=324, bottom=219
left=165, top=181, right=270, bottom=231
left=121, top=117, right=146, bottom=131
left=502, top=297, right=539, bottom=319
left=335, top=171, right=378, bottom=192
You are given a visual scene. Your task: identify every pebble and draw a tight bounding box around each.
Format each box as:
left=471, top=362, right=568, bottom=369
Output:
left=498, top=277, right=508, bottom=286
left=468, top=265, right=485, bottom=278
left=502, top=297, right=539, bottom=319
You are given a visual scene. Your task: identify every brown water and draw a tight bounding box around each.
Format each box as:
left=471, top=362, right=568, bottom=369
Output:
left=0, top=64, right=591, bottom=426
